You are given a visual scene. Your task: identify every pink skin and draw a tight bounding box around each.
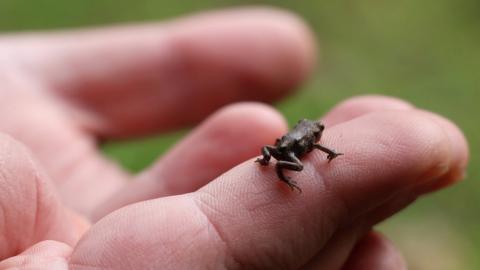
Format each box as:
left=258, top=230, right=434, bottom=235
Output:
left=0, top=7, right=469, bottom=270
left=341, top=231, right=407, bottom=270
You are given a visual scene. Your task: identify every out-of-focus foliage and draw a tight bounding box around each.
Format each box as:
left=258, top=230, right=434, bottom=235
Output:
left=1, top=1, right=478, bottom=269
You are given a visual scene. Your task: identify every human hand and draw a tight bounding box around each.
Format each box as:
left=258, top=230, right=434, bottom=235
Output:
left=0, top=7, right=313, bottom=217
left=0, top=8, right=468, bottom=270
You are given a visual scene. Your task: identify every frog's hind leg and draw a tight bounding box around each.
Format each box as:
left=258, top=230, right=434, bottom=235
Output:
left=275, top=157, right=303, bottom=193
left=255, top=145, right=279, bottom=165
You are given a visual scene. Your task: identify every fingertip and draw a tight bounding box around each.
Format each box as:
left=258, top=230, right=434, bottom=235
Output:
left=307, top=110, right=462, bottom=216
left=244, top=7, right=318, bottom=87
left=334, top=111, right=455, bottom=188
left=414, top=110, right=469, bottom=191
left=321, top=95, right=468, bottom=192
left=170, top=7, right=317, bottom=98
left=208, top=102, right=288, bottom=139
left=372, top=110, right=466, bottom=194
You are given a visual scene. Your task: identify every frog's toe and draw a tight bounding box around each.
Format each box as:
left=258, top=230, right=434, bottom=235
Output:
left=280, top=178, right=301, bottom=193
left=255, top=158, right=269, bottom=165
left=327, top=152, right=343, bottom=162
left=287, top=181, right=302, bottom=193
left=288, top=179, right=297, bottom=185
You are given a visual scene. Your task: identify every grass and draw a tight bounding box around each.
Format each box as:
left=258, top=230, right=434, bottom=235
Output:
left=1, top=1, right=478, bottom=269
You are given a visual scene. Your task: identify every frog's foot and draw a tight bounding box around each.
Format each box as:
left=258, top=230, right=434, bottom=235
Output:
left=327, top=151, right=343, bottom=162
left=314, top=144, right=343, bottom=163
left=255, top=157, right=269, bottom=166
left=282, top=178, right=302, bottom=193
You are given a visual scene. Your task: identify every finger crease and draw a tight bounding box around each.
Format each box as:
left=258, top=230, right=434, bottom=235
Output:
left=190, top=195, right=243, bottom=269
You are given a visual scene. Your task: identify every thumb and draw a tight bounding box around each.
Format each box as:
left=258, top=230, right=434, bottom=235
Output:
left=68, top=109, right=467, bottom=269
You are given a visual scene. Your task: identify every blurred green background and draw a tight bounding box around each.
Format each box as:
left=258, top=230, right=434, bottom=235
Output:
left=1, top=1, right=478, bottom=269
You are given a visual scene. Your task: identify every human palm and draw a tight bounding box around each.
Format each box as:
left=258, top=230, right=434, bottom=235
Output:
left=0, top=8, right=468, bottom=270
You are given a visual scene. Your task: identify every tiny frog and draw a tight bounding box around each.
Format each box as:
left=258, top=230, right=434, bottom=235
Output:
left=255, top=119, right=342, bottom=192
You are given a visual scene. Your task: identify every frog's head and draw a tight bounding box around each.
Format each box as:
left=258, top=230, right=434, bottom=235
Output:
left=313, top=121, right=325, bottom=142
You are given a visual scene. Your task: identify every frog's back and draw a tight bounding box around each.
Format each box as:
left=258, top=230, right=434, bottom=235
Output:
left=276, top=135, right=295, bottom=149
left=290, top=119, right=317, bottom=139
left=286, top=128, right=310, bottom=141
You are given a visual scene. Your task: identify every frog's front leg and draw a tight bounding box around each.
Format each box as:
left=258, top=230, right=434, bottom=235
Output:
left=314, top=144, right=343, bottom=162
left=275, top=154, right=303, bottom=193
left=255, top=145, right=279, bottom=165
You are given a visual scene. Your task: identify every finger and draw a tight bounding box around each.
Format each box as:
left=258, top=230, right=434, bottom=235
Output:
left=0, top=240, right=72, bottom=269
left=189, top=110, right=467, bottom=268
left=414, top=109, right=469, bottom=191
left=69, top=109, right=467, bottom=269
left=0, top=134, right=83, bottom=260
left=341, top=231, right=407, bottom=270
left=93, top=102, right=287, bottom=220
left=321, top=95, right=414, bottom=126
left=19, top=7, right=315, bottom=138
left=300, top=224, right=368, bottom=270
left=301, top=187, right=416, bottom=269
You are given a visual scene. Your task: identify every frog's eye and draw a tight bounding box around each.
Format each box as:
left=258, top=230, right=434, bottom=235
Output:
left=314, top=124, right=324, bottom=140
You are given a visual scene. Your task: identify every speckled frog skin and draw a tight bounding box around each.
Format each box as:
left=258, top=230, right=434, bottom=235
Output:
left=255, top=119, right=342, bottom=192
